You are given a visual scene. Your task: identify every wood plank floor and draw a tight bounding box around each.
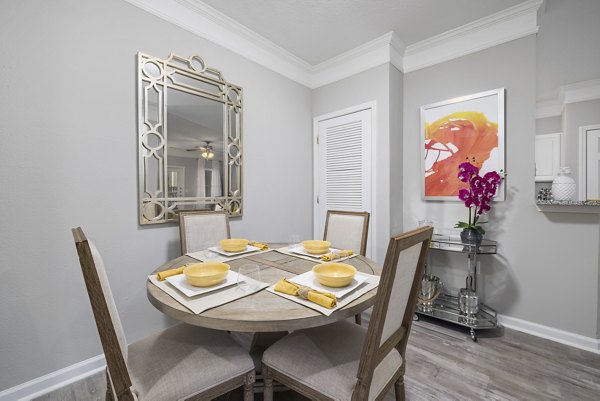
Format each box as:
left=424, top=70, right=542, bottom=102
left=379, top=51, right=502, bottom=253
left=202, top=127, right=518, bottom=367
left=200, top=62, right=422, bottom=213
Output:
left=35, top=314, right=600, bottom=401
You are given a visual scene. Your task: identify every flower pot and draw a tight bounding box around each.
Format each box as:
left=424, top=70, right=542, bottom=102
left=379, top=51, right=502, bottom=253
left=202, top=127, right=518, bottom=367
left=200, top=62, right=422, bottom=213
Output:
left=460, top=228, right=482, bottom=248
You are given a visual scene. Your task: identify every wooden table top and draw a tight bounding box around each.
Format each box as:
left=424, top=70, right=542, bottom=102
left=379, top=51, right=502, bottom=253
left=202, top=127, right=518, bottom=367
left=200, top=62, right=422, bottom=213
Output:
left=147, top=246, right=381, bottom=332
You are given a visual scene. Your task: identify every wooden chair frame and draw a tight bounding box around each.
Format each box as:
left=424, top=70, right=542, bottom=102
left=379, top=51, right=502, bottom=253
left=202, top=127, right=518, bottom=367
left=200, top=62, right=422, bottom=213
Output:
left=72, top=227, right=254, bottom=401
left=323, top=210, right=370, bottom=256
left=178, top=210, right=231, bottom=255
left=263, top=226, right=433, bottom=401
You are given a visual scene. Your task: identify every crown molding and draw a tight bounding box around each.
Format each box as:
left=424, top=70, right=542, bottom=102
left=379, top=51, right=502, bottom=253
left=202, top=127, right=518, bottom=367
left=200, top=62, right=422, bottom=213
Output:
left=123, top=0, right=313, bottom=86
left=311, top=32, right=405, bottom=88
left=403, top=0, right=543, bottom=72
left=125, top=0, right=542, bottom=88
left=536, top=78, right=600, bottom=118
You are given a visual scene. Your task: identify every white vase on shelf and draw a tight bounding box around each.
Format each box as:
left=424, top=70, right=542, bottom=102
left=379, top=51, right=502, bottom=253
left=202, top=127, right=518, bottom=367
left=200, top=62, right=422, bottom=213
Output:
left=551, top=167, right=576, bottom=201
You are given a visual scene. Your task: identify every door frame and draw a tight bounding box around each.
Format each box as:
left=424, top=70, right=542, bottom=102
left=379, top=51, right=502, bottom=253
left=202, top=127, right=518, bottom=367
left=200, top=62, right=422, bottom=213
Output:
left=579, top=124, right=600, bottom=201
left=313, top=101, right=377, bottom=258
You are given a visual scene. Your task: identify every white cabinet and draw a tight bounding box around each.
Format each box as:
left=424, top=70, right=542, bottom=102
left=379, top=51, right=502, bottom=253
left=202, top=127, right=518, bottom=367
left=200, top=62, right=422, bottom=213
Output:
left=535, top=133, right=562, bottom=182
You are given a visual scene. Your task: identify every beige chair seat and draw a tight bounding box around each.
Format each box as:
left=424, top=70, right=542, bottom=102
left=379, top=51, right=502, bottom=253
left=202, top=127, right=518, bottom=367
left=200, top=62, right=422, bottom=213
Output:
left=263, top=320, right=402, bottom=401
left=129, top=323, right=255, bottom=401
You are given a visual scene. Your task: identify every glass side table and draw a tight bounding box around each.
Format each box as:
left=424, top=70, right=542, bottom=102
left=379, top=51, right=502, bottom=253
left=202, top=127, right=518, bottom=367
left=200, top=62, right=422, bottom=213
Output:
left=416, top=234, right=498, bottom=342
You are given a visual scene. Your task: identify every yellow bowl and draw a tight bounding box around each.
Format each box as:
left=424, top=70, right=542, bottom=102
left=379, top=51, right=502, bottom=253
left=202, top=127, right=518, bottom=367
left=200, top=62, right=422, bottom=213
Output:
left=220, top=238, right=249, bottom=253
left=312, top=263, right=357, bottom=288
left=184, top=263, right=230, bottom=287
left=302, top=240, right=331, bottom=255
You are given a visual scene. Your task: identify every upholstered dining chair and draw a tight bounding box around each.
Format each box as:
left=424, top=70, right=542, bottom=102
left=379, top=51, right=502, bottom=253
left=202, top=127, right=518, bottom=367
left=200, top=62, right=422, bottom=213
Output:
left=262, top=226, right=433, bottom=401
left=324, top=210, right=370, bottom=324
left=179, top=210, right=230, bottom=254
left=324, top=210, right=370, bottom=256
left=72, top=227, right=255, bottom=401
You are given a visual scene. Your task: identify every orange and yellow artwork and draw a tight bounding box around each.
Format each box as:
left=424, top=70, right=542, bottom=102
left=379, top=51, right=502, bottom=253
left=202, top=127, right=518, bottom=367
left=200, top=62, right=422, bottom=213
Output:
left=422, top=90, right=505, bottom=200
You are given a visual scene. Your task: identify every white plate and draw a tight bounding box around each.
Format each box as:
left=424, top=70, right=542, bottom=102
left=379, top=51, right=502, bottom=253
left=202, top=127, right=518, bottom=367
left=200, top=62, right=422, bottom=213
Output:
left=209, top=245, right=261, bottom=257
left=288, top=271, right=369, bottom=298
left=165, top=270, right=239, bottom=297
left=289, top=246, right=339, bottom=258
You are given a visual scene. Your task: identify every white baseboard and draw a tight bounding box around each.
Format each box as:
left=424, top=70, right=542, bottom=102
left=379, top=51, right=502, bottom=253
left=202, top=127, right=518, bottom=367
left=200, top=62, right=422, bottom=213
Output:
left=498, top=314, right=600, bottom=354
left=0, top=355, right=106, bottom=401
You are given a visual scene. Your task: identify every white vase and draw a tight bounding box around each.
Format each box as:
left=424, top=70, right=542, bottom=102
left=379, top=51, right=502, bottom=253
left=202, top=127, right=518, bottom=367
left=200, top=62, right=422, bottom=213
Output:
left=552, top=167, right=576, bottom=201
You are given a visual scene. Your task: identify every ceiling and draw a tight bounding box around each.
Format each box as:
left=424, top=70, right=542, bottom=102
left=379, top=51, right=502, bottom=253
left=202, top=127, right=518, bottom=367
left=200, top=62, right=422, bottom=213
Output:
left=199, top=0, right=527, bottom=65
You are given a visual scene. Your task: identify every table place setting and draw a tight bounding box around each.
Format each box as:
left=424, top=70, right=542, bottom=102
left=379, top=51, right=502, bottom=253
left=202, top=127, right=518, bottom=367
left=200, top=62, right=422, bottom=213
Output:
left=186, top=238, right=271, bottom=263
left=148, top=261, right=269, bottom=314
left=267, top=263, right=380, bottom=316
left=276, top=239, right=357, bottom=263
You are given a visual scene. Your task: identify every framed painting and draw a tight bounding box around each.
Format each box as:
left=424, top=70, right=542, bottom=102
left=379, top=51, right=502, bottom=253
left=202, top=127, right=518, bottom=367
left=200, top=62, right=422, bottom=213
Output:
left=421, top=88, right=505, bottom=201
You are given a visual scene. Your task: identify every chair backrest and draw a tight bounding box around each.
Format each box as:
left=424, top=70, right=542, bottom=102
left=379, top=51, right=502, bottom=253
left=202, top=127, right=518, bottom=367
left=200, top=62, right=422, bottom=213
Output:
left=352, top=226, right=432, bottom=400
left=323, top=210, right=370, bottom=256
left=179, top=210, right=231, bottom=254
left=72, top=227, right=134, bottom=401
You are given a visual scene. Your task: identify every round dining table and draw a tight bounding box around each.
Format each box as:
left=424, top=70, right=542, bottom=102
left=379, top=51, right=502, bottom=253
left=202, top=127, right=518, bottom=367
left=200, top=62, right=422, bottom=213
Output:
left=147, top=245, right=381, bottom=333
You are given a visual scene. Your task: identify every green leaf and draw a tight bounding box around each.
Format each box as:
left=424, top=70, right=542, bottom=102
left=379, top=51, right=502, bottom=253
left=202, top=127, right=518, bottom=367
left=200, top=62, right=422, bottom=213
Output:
left=454, top=222, right=470, bottom=228
left=475, top=226, right=486, bottom=235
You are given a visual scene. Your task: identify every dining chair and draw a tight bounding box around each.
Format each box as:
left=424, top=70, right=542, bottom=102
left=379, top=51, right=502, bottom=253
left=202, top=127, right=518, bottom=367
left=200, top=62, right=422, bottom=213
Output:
left=262, top=226, right=433, bottom=401
left=179, top=210, right=230, bottom=254
left=323, top=210, right=370, bottom=256
left=324, top=210, right=370, bottom=325
left=72, top=227, right=255, bottom=401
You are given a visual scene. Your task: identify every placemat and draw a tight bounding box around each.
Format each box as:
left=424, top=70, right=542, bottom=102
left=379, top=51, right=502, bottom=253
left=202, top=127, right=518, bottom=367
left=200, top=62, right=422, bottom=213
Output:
left=148, top=274, right=269, bottom=314
left=187, top=248, right=272, bottom=263
left=266, top=273, right=379, bottom=316
left=274, top=246, right=357, bottom=263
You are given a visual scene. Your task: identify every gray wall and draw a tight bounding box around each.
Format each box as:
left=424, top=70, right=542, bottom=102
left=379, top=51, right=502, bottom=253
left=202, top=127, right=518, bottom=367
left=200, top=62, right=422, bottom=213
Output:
left=536, top=116, right=561, bottom=135
left=0, top=0, right=312, bottom=391
left=403, top=36, right=600, bottom=338
left=312, top=64, right=391, bottom=263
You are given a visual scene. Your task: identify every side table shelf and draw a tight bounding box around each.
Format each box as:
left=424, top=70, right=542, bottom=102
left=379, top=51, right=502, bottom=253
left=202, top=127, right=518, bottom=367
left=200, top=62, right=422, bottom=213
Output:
left=415, top=234, right=499, bottom=341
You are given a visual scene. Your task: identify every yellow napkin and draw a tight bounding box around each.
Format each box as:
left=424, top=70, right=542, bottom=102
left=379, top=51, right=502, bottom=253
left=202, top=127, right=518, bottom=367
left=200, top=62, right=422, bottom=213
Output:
left=249, top=241, right=269, bottom=251
left=320, top=250, right=354, bottom=262
left=274, top=279, right=337, bottom=309
left=156, top=266, right=185, bottom=281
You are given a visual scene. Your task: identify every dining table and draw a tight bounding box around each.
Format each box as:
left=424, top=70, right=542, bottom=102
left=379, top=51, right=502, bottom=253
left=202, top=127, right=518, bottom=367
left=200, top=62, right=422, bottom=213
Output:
left=146, top=243, right=381, bottom=389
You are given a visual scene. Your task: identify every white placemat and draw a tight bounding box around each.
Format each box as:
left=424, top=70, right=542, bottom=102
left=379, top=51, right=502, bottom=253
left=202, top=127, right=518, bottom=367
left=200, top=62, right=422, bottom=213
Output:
left=275, top=246, right=357, bottom=263
left=149, top=274, right=269, bottom=314
left=288, top=271, right=370, bottom=299
left=266, top=273, right=379, bottom=316
left=165, top=270, right=239, bottom=298
left=209, top=245, right=262, bottom=257
left=187, top=248, right=272, bottom=263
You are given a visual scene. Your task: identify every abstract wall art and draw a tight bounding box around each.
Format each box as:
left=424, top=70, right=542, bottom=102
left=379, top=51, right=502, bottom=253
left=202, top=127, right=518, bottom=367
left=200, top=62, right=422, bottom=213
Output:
left=421, top=88, right=505, bottom=200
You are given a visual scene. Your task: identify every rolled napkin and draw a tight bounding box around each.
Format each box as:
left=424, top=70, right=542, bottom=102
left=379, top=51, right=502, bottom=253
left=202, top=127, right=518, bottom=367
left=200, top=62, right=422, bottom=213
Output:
left=249, top=241, right=269, bottom=251
left=274, top=278, right=337, bottom=309
left=320, top=249, right=354, bottom=262
left=156, top=266, right=186, bottom=281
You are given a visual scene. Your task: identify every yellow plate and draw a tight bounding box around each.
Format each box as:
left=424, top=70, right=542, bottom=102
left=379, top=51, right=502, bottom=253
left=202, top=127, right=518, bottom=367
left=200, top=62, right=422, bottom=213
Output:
left=220, top=238, right=249, bottom=253
left=184, top=262, right=230, bottom=287
left=312, top=263, right=356, bottom=288
left=302, top=240, right=331, bottom=255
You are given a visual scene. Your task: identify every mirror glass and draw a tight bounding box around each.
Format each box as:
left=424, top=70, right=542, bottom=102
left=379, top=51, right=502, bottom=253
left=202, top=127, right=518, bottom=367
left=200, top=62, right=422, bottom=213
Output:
left=137, top=53, right=243, bottom=224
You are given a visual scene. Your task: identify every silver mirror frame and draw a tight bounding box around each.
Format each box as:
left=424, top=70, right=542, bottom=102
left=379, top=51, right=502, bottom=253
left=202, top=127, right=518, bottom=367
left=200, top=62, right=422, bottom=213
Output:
left=137, top=52, right=243, bottom=224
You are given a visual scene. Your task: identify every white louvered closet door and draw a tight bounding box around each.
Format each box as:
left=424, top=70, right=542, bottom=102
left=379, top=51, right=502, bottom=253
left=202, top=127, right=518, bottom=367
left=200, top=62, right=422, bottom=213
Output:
left=315, top=108, right=372, bottom=258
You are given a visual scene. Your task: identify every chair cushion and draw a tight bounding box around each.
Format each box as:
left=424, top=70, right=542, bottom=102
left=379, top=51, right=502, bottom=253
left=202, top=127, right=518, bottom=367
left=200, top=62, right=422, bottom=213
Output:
left=263, top=320, right=402, bottom=401
left=127, top=323, right=254, bottom=401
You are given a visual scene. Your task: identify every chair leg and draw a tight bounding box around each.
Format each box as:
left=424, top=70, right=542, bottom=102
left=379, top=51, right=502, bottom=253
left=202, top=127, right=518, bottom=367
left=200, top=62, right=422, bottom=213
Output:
left=243, top=371, right=255, bottom=401
left=263, top=366, right=274, bottom=401
left=355, top=313, right=362, bottom=325
left=394, top=375, right=405, bottom=401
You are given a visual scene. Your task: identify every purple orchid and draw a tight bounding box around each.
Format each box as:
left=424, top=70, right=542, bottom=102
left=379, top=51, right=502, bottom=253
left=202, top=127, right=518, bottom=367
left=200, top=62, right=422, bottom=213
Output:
left=454, top=161, right=503, bottom=234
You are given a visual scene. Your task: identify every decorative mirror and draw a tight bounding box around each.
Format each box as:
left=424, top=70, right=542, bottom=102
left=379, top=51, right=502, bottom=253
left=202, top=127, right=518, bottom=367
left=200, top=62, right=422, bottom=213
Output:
left=137, top=52, right=243, bottom=224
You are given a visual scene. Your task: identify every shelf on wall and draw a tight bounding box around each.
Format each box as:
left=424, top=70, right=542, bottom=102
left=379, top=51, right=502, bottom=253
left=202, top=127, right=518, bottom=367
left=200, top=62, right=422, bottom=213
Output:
left=535, top=200, right=600, bottom=214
